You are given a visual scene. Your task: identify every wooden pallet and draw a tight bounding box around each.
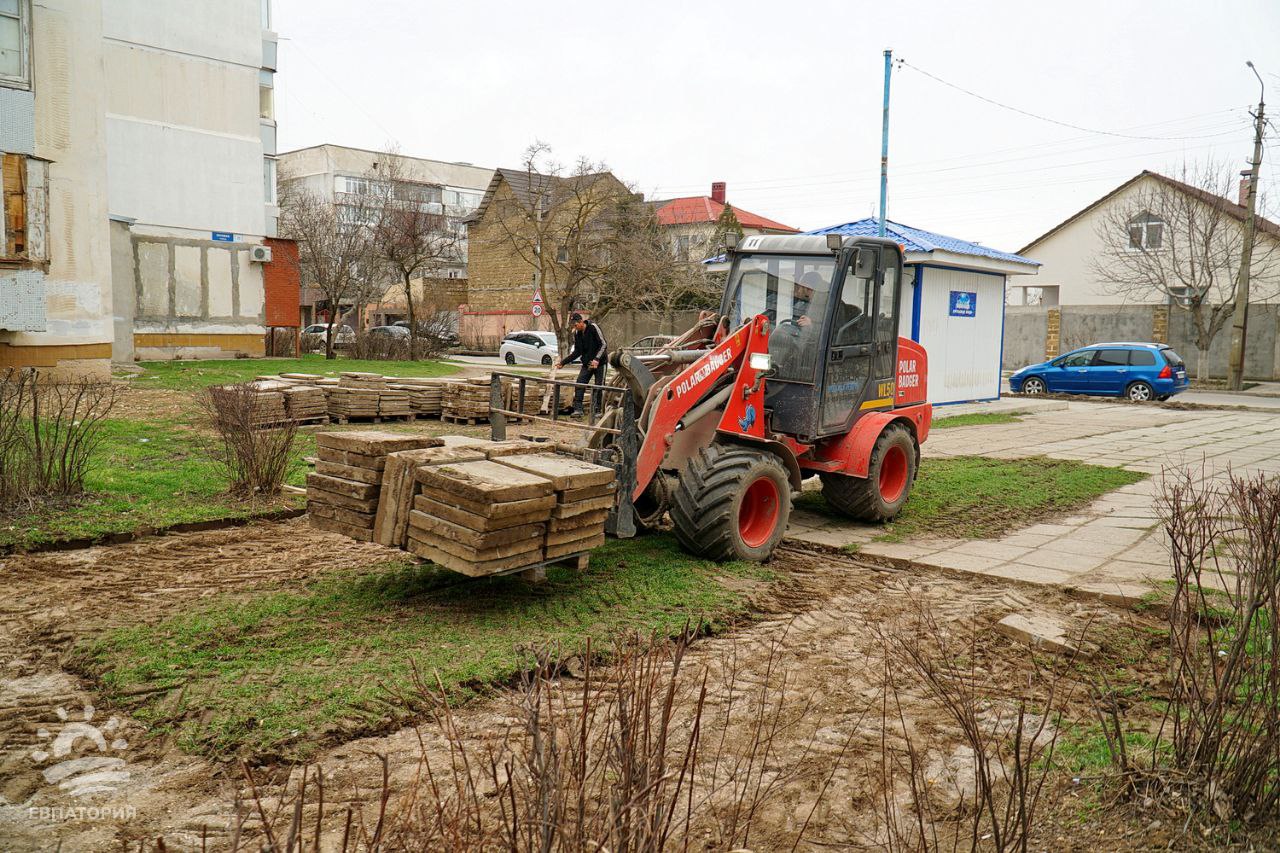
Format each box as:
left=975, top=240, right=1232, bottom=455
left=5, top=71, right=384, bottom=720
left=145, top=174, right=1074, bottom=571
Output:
left=292, top=415, right=332, bottom=426
left=330, top=413, right=418, bottom=425
left=513, top=550, right=592, bottom=583
left=441, top=414, right=486, bottom=425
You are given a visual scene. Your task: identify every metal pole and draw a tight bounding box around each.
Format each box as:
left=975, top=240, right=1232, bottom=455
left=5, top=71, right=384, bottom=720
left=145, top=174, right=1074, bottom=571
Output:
left=1226, top=62, right=1266, bottom=391
left=878, top=49, right=893, bottom=237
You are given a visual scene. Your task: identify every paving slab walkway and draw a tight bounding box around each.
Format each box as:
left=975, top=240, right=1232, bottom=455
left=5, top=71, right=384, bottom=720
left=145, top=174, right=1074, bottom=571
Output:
left=785, top=401, right=1280, bottom=606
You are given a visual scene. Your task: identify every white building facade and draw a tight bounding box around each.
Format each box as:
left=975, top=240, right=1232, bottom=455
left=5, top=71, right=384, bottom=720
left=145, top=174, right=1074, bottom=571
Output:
left=0, top=0, right=277, bottom=374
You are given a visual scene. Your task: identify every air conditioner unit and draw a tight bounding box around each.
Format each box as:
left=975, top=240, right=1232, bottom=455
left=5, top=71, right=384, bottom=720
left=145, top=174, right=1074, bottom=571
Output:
left=249, top=245, right=272, bottom=263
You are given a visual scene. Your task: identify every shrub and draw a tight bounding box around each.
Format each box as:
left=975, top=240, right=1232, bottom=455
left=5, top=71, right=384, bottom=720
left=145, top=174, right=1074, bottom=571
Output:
left=0, top=368, right=118, bottom=508
left=199, top=382, right=298, bottom=497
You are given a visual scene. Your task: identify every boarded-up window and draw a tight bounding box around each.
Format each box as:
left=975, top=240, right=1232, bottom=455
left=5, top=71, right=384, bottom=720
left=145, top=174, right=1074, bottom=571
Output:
left=1, top=152, right=47, bottom=263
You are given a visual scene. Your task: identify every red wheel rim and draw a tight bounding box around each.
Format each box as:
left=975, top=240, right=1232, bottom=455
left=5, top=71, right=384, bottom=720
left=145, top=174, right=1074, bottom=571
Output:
left=738, top=476, right=780, bottom=549
left=879, top=445, right=909, bottom=504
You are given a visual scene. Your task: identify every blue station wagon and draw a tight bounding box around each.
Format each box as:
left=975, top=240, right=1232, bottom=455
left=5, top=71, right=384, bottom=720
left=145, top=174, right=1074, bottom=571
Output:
left=1010, top=342, right=1189, bottom=402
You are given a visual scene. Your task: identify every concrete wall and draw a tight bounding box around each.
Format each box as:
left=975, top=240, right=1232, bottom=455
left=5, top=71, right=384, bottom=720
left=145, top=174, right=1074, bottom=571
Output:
left=1002, top=303, right=1280, bottom=380
left=0, top=0, right=115, bottom=377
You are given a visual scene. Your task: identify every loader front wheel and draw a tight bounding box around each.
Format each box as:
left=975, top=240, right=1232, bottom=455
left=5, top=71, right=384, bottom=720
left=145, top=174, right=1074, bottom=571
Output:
left=670, top=444, right=791, bottom=562
left=820, top=424, right=918, bottom=522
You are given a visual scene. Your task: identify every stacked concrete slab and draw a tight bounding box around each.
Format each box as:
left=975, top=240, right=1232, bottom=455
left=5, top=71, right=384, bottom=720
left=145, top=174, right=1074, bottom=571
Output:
left=389, top=377, right=445, bottom=416
left=307, top=431, right=442, bottom=540
left=442, top=377, right=495, bottom=423
left=283, top=384, right=327, bottom=420
left=408, top=459, right=555, bottom=576
left=496, top=454, right=615, bottom=558
left=329, top=373, right=385, bottom=420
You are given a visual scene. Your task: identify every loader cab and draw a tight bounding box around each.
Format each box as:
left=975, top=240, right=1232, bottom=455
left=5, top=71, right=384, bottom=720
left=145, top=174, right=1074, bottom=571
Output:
left=721, top=235, right=904, bottom=442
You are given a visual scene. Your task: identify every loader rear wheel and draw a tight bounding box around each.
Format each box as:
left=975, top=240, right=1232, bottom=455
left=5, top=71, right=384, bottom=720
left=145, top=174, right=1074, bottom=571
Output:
left=820, top=424, right=918, bottom=522
left=670, top=445, right=791, bottom=562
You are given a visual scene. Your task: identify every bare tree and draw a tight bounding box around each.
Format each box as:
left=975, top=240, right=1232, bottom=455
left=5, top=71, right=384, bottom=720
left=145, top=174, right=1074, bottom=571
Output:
left=278, top=170, right=379, bottom=359
left=481, top=142, right=645, bottom=356
left=1091, top=164, right=1280, bottom=378
left=368, top=154, right=463, bottom=357
left=598, top=200, right=722, bottom=333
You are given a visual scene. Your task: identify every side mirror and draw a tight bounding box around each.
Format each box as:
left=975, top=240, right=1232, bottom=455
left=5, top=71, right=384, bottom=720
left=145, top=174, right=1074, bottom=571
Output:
left=854, top=248, right=876, bottom=279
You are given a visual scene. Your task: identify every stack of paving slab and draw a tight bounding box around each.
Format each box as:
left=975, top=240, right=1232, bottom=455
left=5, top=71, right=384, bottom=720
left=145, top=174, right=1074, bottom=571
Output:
left=497, top=454, right=616, bottom=559
left=328, top=372, right=386, bottom=420
left=404, top=441, right=556, bottom=576
left=307, top=430, right=442, bottom=540
left=245, top=380, right=289, bottom=427
left=388, top=377, right=445, bottom=417
left=442, top=376, right=496, bottom=423
left=378, top=384, right=413, bottom=418
left=282, top=384, right=328, bottom=421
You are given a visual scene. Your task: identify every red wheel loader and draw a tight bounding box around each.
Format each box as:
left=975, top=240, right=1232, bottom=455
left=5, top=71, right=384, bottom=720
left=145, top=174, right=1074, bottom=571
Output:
left=490, top=233, right=931, bottom=562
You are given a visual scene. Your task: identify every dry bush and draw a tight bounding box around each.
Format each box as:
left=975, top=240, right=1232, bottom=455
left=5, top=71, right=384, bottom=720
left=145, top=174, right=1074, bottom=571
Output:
left=872, top=607, right=1073, bottom=852
left=199, top=382, right=298, bottom=497
left=0, top=368, right=118, bottom=508
left=1151, top=467, right=1280, bottom=824
left=166, top=628, right=819, bottom=851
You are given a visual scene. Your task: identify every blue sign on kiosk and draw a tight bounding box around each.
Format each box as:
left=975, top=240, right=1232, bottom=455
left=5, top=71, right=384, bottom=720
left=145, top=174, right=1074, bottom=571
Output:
left=949, top=290, right=976, bottom=317
left=211, top=231, right=235, bottom=242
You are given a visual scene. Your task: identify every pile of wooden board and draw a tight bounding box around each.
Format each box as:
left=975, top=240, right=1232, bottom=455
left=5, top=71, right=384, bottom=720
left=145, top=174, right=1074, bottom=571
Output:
left=307, top=430, right=442, bottom=540
left=497, top=454, right=615, bottom=559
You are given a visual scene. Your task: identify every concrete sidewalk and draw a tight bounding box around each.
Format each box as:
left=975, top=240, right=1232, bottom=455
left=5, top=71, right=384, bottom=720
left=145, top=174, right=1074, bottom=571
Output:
left=787, top=402, right=1280, bottom=607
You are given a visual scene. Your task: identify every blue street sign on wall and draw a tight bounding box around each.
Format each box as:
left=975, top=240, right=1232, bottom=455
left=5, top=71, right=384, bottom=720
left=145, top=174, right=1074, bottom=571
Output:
left=211, top=231, right=235, bottom=242
left=949, top=290, right=977, bottom=317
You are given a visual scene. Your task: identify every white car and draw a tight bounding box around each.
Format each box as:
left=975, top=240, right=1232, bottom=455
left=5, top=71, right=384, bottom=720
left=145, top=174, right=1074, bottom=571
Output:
left=302, top=323, right=355, bottom=347
left=500, top=330, right=558, bottom=365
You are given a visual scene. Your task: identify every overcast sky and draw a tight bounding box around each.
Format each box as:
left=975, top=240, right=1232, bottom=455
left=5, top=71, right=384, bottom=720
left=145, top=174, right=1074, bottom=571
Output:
left=275, top=0, right=1279, bottom=252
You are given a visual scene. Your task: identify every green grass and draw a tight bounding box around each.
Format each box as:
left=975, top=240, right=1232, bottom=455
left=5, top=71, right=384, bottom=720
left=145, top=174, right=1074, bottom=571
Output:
left=794, top=456, right=1146, bottom=542
left=932, top=412, right=1023, bottom=429
left=135, top=354, right=460, bottom=391
left=0, top=418, right=305, bottom=550
left=75, top=536, right=771, bottom=760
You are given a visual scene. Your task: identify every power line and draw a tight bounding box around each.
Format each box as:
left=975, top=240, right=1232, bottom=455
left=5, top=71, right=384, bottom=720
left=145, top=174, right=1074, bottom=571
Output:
left=896, top=58, right=1246, bottom=141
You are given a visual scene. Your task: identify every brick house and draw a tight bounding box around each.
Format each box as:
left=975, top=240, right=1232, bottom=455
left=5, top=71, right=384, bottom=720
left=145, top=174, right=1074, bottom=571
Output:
left=653, top=182, right=798, bottom=262
left=462, top=166, right=634, bottom=348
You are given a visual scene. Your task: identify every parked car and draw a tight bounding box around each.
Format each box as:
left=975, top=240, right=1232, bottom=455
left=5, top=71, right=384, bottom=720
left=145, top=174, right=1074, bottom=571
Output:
left=1010, top=342, right=1188, bottom=401
left=500, top=331, right=558, bottom=365
left=301, top=323, right=355, bottom=351
left=627, top=334, right=677, bottom=353
left=368, top=324, right=410, bottom=338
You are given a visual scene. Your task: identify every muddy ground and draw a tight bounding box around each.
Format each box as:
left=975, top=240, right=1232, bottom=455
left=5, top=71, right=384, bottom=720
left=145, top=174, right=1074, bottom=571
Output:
left=0, top=511, right=1170, bottom=852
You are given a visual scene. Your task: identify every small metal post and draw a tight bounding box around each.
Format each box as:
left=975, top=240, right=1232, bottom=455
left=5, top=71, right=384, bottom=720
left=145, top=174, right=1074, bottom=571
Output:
left=878, top=48, right=893, bottom=237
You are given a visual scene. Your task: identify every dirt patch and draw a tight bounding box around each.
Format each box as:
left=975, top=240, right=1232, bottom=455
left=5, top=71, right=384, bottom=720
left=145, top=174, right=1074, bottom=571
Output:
left=0, top=520, right=1172, bottom=850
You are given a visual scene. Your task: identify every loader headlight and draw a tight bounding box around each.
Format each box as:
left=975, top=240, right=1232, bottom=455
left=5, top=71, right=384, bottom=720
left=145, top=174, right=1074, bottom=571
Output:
left=749, top=353, right=771, bottom=371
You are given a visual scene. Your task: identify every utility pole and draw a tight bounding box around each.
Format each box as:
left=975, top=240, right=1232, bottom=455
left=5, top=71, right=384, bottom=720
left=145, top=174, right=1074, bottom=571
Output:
left=878, top=49, right=892, bottom=237
left=1226, top=61, right=1266, bottom=390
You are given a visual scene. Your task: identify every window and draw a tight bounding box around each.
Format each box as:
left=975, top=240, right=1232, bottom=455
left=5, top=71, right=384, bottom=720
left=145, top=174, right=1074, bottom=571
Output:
left=1129, top=350, right=1156, bottom=366
left=392, top=181, right=442, bottom=206
left=2, top=153, right=47, bottom=262
left=0, top=0, right=31, bottom=89
left=1093, top=349, right=1129, bottom=367
left=259, top=71, right=274, bottom=120
left=1059, top=351, right=1094, bottom=368
left=1127, top=212, right=1164, bottom=250
left=263, top=157, right=277, bottom=205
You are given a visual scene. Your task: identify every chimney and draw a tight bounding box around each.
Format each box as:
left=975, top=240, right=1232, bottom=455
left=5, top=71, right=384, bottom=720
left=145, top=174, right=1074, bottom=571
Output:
left=1239, top=175, right=1251, bottom=206
left=711, top=181, right=726, bottom=204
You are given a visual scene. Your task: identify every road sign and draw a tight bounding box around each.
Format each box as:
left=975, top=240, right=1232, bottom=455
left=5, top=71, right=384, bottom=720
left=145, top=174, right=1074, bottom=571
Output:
left=211, top=231, right=235, bottom=242
left=531, top=288, right=543, bottom=317
left=532, top=303, right=543, bottom=317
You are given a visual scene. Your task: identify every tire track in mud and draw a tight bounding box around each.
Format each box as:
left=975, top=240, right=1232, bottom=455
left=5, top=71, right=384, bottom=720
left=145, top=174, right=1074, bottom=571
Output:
left=0, top=529, right=1131, bottom=851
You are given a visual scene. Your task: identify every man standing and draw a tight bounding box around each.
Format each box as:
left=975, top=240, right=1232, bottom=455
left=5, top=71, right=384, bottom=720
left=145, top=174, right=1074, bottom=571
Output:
left=556, top=312, right=608, bottom=416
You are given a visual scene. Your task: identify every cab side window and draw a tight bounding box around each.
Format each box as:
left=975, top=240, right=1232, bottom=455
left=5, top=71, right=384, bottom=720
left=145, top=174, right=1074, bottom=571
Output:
left=1129, top=350, right=1156, bottom=366
left=1061, top=351, right=1093, bottom=367
left=1093, top=349, right=1129, bottom=366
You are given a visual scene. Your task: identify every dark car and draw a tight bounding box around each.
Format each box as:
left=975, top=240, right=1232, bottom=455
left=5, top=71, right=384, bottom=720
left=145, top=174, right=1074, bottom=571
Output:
left=1010, top=342, right=1189, bottom=402
left=368, top=325, right=410, bottom=339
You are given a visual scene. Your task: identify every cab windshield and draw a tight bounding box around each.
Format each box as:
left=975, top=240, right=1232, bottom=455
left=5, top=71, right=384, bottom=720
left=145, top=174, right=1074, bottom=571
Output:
left=723, top=254, right=835, bottom=382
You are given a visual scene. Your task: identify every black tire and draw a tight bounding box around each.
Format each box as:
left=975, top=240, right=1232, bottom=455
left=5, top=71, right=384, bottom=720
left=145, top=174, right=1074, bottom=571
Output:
left=1126, top=381, right=1154, bottom=402
left=820, top=424, right=918, bottom=523
left=670, top=444, right=791, bottom=562
left=541, top=354, right=553, bottom=366
left=1157, top=394, right=1170, bottom=402
left=1022, top=376, right=1046, bottom=395
left=504, top=352, right=516, bottom=365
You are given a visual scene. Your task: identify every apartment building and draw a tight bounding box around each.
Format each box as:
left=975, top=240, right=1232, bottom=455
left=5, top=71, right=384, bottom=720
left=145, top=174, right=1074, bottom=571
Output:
left=277, top=145, right=493, bottom=326
left=0, top=0, right=278, bottom=375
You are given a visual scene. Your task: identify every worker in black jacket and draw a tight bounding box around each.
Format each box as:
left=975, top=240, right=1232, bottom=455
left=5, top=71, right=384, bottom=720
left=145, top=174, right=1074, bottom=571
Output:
left=556, top=312, right=608, bottom=416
